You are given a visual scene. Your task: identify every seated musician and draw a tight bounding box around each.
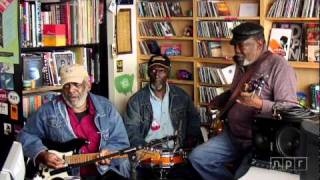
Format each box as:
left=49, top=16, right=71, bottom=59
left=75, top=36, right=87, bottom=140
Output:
left=189, top=22, right=298, bottom=180
left=18, top=64, right=130, bottom=179
left=123, top=54, right=202, bottom=179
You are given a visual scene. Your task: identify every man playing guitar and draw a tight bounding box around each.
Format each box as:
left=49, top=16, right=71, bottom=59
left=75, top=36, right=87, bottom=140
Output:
left=189, top=22, right=298, bottom=180
left=18, top=64, right=130, bottom=179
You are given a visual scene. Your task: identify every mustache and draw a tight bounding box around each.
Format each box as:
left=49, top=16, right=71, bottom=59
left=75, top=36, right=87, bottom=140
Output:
left=233, top=54, right=246, bottom=72
left=233, top=54, right=245, bottom=65
left=150, top=79, right=166, bottom=90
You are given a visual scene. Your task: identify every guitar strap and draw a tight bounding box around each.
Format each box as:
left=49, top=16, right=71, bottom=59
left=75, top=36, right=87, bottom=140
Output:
left=219, top=51, right=272, bottom=120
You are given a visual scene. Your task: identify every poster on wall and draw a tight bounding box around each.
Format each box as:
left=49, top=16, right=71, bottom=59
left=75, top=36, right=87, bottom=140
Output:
left=0, top=0, right=19, bottom=64
left=116, top=9, right=132, bottom=54
left=114, top=74, right=134, bottom=95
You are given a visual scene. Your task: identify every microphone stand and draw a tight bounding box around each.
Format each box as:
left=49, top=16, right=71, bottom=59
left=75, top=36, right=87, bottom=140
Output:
left=173, top=118, right=183, bottom=153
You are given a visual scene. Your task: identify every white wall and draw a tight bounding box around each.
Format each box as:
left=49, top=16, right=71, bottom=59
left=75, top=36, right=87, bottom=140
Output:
left=106, top=0, right=138, bottom=114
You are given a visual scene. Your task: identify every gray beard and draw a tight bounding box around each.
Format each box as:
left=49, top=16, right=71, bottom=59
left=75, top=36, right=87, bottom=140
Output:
left=63, top=92, right=88, bottom=109
left=243, top=59, right=254, bottom=66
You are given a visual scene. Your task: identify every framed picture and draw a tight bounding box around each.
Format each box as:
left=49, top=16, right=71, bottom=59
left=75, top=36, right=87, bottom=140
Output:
left=116, top=9, right=132, bottom=54
left=22, top=55, right=43, bottom=88
left=52, top=51, right=75, bottom=83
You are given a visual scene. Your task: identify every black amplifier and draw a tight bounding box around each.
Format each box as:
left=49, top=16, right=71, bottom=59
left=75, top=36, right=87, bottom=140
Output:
left=251, top=113, right=318, bottom=179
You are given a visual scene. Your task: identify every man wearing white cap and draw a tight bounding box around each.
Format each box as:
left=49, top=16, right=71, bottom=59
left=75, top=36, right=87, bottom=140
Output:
left=18, top=64, right=130, bottom=179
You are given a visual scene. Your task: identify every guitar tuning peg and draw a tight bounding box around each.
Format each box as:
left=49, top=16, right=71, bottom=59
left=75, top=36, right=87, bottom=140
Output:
left=257, top=88, right=262, bottom=97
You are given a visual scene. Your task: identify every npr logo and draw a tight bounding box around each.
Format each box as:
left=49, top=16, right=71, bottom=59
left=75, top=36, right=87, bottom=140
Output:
left=270, top=157, right=307, bottom=171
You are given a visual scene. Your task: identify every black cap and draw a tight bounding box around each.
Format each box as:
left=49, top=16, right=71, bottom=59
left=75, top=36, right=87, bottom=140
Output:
left=230, top=22, right=264, bottom=45
left=148, top=54, right=171, bottom=69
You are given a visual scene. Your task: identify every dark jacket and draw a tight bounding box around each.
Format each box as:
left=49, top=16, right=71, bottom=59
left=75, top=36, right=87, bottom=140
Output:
left=215, top=50, right=297, bottom=148
left=123, top=84, right=201, bottom=148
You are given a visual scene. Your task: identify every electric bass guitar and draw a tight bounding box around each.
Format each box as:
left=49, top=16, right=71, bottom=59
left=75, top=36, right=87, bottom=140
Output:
left=38, top=148, right=159, bottom=180
left=29, top=136, right=176, bottom=180
left=26, top=138, right=86, bottom=179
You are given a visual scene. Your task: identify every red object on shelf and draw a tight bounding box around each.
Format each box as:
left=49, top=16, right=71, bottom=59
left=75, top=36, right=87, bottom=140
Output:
left=43, top=24, right=66, bottom=36
left=43, top=24, right=66, bottom=46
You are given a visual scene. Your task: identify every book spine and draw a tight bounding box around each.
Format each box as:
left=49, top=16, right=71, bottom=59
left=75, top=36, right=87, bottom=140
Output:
left=311, top=84, right=320, bottom=110
left=35, top=0, right=42, bottom=47
left=65, top=1, right=72, bottom=45
left=34, top=95, right=42, bottom=112
left=31, top=3, right=36, bottom=47
left=42, top=53, right=51, bottom=86
left=19, top=3, right=25, bottom=47
left=23, top=2, right=31, bottom=47
left=22, top=96, right=29, bottom=118
left=29, top=96, right=35, bottom=116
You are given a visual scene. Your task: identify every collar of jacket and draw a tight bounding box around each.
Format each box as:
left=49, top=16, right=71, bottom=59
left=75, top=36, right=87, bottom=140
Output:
left=53, top=93, right=106, bottom=120
left=140, top=84, right=180, bottom=129
left=141, top=84, right=180, bottom=104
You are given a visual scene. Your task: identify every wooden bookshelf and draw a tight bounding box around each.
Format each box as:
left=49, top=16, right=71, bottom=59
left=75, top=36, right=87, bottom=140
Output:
left=18, top=0, right=108, bottom=120
left=262, top=0, right=319, bottom=106
left=138, top=17, right=193, bottom=20
left=265, top=17, right=320, bottom=22
left=197, top=37, right=231, bottom=41
left=289, top=62, right=320, bottom=69
left=138, top=36, right=194, bottom=40
left=22, top=85, right=62, bottom=95
left=136, top=0, right=319, bottom=109
left=196, top=17, right=260, bottom=21
left=141, top=79, right=194, bottom=84
left=21, top=43, right=99, bottom=53
left=198, top=83, right=231, bottom=88
left=197, top=59, right=234, bottom=64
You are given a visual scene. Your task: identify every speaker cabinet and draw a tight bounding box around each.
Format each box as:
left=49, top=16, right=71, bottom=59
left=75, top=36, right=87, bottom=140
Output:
left=251, top=114, right=318, bottom=175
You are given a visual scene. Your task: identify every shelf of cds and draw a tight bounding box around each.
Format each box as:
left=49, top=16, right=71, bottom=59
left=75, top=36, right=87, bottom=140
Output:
left=136, top=0, right=319, bottom=122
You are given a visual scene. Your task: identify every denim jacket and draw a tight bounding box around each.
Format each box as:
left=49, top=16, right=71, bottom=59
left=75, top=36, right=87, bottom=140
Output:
left=123, top=84, right=201, bottom=148
left=17, top=93, right=130, bottom=177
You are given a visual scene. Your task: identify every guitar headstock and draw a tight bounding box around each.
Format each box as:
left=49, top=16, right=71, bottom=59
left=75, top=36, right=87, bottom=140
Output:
left=246, top=74, right=269, bottom=96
